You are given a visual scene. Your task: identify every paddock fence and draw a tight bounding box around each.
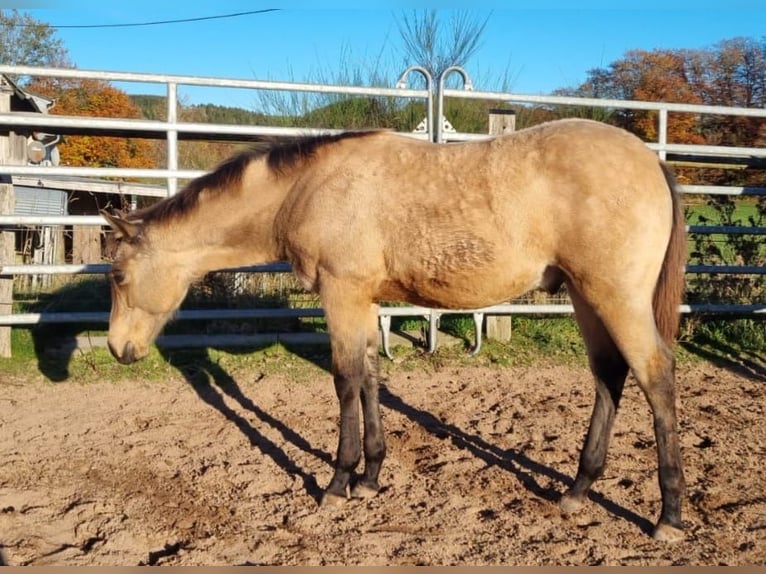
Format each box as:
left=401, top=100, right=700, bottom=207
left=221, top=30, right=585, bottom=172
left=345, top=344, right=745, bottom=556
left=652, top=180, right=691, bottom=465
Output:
left=0, top=64, right=764, bottom=356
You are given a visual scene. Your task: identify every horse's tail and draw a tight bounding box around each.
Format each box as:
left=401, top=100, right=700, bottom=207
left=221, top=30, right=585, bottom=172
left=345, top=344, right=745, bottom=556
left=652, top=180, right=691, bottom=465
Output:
left=653, top=162, right=687, bottom=345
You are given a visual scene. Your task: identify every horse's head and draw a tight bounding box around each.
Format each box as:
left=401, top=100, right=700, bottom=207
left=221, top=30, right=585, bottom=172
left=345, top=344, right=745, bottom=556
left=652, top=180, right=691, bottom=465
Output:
left=102, top=211, right=192, bottom=364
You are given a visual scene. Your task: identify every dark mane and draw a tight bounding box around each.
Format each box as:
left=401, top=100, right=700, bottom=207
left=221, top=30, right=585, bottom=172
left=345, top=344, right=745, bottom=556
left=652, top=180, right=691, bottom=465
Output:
left=129, top=130, right=379, bottom=224
left=266, top=130, right=378, bottom=175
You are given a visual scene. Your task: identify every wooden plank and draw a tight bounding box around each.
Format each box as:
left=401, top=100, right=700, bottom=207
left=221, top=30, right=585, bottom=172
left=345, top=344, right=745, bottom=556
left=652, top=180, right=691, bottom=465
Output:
left=72, top=225, right=102, bottom=264
left=0, top=84, right=23, bottom=357
left=484, top=110, right=516, bottom=343
left=488, top=108, right=516, bottom=136
left=12, top=175, right=167, bottom=198
left=666, top=153, right=766, bottom=169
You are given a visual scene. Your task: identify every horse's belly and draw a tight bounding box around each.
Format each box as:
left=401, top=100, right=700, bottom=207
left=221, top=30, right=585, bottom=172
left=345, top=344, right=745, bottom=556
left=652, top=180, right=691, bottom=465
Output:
left=378, top=268, right=545, bottom=309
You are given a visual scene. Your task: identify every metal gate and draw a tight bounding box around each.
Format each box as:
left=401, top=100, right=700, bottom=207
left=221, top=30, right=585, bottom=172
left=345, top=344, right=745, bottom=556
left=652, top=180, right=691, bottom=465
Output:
left=0, top=64, right=764, bottom=356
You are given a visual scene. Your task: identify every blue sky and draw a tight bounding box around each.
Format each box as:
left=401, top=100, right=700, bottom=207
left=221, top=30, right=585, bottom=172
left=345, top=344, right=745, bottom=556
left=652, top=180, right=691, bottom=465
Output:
left=13, top=1, right=766, bottom=110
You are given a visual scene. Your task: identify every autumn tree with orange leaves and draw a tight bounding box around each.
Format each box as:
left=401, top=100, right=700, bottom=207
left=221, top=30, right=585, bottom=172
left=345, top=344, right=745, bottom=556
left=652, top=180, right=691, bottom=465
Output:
left=570, top=38, right=765, bottom=148
left=26, top=77, right=157, bottom=170
left=620, top=50, right=705, bottom=144
left=569, top=49, right=705, bottom=144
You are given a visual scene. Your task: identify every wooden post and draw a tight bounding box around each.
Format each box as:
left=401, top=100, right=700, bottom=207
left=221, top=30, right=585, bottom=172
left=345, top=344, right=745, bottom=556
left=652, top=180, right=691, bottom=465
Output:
left=73, top=226, right=102, bottom=264
left=72, top=191, right=104, bottom=265
left=489, top=108, right=516, bottom=136
left=0, top=80, right=24, bottom=357
left=485, top=109, right=516, bottom=343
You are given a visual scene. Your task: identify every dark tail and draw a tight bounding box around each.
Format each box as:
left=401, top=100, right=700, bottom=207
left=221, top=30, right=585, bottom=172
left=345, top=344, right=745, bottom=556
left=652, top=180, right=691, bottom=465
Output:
left=653, top=162, right=687, bottom=345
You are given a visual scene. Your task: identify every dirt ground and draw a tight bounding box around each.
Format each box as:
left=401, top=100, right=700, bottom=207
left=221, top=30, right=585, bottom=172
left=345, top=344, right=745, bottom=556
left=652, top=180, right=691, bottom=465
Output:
left=1, top=355, right=765, bottom=566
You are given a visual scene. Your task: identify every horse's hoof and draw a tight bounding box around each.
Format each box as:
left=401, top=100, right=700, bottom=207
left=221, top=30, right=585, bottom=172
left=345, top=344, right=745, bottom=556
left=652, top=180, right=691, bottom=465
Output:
left=652, top=522, right=684, bottom=542
left=319, top=491, right=348, bottom=509
left=351, top=483, right=379, bottom=499
left=559, top=492, right=584, bottom=515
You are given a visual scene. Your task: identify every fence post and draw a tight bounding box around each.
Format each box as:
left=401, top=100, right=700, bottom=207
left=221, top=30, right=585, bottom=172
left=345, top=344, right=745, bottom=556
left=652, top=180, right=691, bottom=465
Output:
left=489, top=108, right=516, bottom=136
left=0, top=81, right=24, bottom=357
left=485, top=109, right=516, bottom=343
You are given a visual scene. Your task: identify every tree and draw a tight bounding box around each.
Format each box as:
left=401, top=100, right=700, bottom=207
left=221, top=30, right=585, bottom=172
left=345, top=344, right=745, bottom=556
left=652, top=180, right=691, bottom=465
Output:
left=625, top=50, right=705, bottom=144
left=396, top=10, right=489, bottom=82
left=688, top=38, right=766, bottom=147
left=0, top=10, right=71, bottom=78
left=577, top=49, right=705, bottom=144
left=27, top=77, right=157, bottom=169
left=706, top=37, right=766, bottom=108
left=570, top=39, right=766, bottom=148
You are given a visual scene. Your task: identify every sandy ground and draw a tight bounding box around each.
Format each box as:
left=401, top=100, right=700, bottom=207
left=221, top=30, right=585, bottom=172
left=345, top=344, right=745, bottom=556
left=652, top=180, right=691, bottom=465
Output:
left=1, top=356, right=764, bottom=566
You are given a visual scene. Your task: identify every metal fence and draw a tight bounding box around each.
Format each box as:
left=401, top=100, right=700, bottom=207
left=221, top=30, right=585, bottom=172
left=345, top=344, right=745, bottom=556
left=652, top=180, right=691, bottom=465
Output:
left=0, top=64, right=764, bottom=355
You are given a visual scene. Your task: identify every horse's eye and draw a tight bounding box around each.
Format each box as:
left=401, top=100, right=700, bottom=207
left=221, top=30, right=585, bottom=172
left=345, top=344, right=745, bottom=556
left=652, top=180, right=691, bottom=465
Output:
left=111, top=269, right=126, bottom=285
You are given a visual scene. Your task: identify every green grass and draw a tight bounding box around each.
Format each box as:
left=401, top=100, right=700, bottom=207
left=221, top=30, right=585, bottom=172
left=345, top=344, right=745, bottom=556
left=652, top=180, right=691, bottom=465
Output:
left=0, top=316, right=594, bottom=386
left=685, top=201, right=760, bottom=226
left=685, top=201, right=765, bottom=262
left=4, top=310, right=764, bottom=387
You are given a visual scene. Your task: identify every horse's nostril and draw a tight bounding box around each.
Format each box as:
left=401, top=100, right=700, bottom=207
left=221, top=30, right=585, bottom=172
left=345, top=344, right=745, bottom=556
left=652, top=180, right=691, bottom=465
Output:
left=123, top=341, right=136, bottom=364
left=109, top=340, right=137, bottom=365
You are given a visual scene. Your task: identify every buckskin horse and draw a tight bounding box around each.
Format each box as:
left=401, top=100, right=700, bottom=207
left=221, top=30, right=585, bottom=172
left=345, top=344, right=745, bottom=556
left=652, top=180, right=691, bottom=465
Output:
left=103, top=119, right=686, bottom=541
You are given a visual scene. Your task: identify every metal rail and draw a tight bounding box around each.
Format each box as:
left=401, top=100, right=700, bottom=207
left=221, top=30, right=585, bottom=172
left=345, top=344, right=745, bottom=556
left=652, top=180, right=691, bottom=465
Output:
left=1, top=64, right=764, bottom=355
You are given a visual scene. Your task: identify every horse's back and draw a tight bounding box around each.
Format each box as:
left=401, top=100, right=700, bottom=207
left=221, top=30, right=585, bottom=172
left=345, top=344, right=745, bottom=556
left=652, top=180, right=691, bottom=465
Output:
left=277, top=120, right=674, bottom=308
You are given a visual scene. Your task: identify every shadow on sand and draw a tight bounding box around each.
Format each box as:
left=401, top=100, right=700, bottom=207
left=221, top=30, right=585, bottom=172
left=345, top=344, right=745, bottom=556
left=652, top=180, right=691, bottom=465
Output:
left=681, top=335, right=766, bottom=382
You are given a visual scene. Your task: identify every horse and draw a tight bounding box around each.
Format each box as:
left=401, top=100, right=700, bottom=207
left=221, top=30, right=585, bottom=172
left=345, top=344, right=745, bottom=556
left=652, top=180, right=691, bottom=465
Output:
left=103, top=118, right=687, bottom=541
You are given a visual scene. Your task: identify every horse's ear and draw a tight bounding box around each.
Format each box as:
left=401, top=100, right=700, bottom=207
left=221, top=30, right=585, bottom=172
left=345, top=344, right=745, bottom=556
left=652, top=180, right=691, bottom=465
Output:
left=100, top=210, right=142, bottom=241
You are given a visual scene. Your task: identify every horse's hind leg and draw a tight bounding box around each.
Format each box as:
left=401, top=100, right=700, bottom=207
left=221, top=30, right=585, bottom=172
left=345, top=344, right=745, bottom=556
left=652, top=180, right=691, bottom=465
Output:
left=623, top=327, right=685, bottom=541
left=567, top=285, right=685, bottom=541
left=560, top=284, right=629, bottom=514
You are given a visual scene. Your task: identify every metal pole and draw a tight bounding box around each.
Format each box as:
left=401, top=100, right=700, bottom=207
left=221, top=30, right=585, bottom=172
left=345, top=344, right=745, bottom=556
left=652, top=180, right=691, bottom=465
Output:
left=397, top=66, right=435, bottom=142
left=166, top=82, right=179, bottom=196
left=658, top=108, right=668, bottom=161
left=435, top=66, right=473, bottom=143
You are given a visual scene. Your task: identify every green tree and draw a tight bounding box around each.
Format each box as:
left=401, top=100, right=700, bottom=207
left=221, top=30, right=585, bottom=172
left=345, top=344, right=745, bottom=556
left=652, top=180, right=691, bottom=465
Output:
left=0, top=9, right=71, bottom=79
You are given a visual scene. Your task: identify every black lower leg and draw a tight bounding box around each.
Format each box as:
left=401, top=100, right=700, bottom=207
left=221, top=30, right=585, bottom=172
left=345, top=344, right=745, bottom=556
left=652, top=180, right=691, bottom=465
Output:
left=639, top=349, right=685, bottom=538
left=325, top=373, right=362, bottom=500
left=651, top=371, right=685, bottom=531
left=566, top=354, right=627, bottom=502
left=656, top=428, right=685, bottom=530
left=356, top=349, right=386, bottom=493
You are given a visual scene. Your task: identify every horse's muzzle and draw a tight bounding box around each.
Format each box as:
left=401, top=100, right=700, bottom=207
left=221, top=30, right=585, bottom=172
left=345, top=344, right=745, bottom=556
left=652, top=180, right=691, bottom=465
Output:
left=108, top=340, right=138, bottom=365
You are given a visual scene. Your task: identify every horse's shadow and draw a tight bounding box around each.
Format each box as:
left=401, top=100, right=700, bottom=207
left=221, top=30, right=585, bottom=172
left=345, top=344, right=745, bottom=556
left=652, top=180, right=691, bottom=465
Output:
left=157, top=345, right=331, bottom=503
left=378, top=383, right=654, bottom=535
left=32, top=333, right=653, bottom=535
left=681, top=335, right=766, bottom=382
left=31, top=323, right=93, bottom=382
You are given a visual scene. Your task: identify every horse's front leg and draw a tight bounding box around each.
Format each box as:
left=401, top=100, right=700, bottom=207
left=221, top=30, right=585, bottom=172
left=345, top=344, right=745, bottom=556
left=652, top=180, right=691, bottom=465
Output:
left=322, top=359, right=364, bottom=506
left=320, top=288, right=383, bottom=507
left=351, top=303, right=386, bottom=499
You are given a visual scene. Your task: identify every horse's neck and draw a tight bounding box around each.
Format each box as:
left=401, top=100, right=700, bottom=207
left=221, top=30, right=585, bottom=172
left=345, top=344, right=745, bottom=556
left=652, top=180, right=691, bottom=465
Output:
left=159, top=187, right=284, bottom=277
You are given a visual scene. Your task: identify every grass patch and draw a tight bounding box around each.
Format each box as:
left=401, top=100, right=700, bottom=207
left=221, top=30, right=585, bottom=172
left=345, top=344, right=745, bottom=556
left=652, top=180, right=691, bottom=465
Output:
left=685, top=201, right=760, bottom=226
left=3, top=313, right=761, bottom=388
left=2, top=315, right=593, bottom=386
